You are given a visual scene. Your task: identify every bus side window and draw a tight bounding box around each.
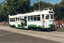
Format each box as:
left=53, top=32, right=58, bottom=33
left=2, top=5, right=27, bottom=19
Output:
left=16, top=18, right=17, bottom=21
left=51, top=15, right=54, bottom=19
left=34, top=16, right=36, bottom=21
left=10, top=18, right=15, bottom=22
left=42, top=15, right=44, bottom=18
left=42, top=15, right=45, bottom=21
left=28, top=16, right=31, bottom=21
left=37, top=15, right=40, bottom=21
left=46, top=15, right=49, bottom=19
left=24, top=17, right=27, bottom=26
left=24, top=17, right=27, bottom=20
left=31, top=16, right=33, bottom=21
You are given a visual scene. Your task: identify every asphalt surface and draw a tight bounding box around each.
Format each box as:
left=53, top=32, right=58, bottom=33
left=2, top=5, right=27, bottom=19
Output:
left=0, top=30, right=60, bottom=43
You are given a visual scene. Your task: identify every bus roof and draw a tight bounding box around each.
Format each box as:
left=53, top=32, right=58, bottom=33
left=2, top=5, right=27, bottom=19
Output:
left=9, top=9, right=54, bottom=18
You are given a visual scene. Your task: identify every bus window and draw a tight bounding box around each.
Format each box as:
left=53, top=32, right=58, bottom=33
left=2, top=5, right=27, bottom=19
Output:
left=34, top=16, right=36, bottom=21
left=49, top=11, right=53, bottom=13
left=16, top=18, right=17, bottom=21
left=51, top=15, right=54, bottom=19
left=37, top=15, right=40, bottom=21
left=28, top=16, right=31, bottom=21
left=17, top=18, right=20, bottom=21
left=42, top=15, right=44, bottom=18
left=28, top=15, right=40, bottom=21
left=24, top=17, right=27, bottom=20
left=37, top=16, right=40, bottom=21
left=46, top=15, right=49, bottom=19
left=31, top=16, right=33, bottom=21
left=24, top=17, right=27, bottom=26
left=10, top=18, right=15, bottom=22
left=42, top=15, right=45, bottom=21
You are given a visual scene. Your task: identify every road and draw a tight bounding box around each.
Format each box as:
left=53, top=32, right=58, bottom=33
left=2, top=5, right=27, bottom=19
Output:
left=0, top=30, right=60, bottom=43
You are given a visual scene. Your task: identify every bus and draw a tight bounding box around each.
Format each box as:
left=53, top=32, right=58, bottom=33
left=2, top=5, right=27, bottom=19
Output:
left=9, top=8, right=55, bottom=30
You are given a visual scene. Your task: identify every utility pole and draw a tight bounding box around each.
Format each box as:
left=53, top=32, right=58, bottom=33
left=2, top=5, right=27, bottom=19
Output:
left=37, top=0, right=40, bottom=11
left=39, top=0, right=40, bottom=11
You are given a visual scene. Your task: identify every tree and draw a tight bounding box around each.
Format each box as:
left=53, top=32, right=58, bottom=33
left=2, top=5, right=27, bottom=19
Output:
left=53, top=0, right=64, bottom=20
left=0, top=5, right=8, bottom=21
left=60, top=0, right=64, bottom=6
left=53, top=4, right=64, bottom=20
left=33, top=1, right=53, bottom=10
left=0, top=0, right=33, bottom=22
left=0, top=4, right=2, bottom=22
left=5, top=0, right=32, bottom=14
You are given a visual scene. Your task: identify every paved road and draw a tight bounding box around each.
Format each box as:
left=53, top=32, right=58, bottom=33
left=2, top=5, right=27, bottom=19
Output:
left=0, top=30, right=60, bottom=43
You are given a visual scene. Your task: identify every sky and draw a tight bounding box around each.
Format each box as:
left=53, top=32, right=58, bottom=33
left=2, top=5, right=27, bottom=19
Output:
left=30, top=0, right=62, bottom=5
left=0, top=0, right=62, bottom=5
left=0, top=0, right=4, bottom=2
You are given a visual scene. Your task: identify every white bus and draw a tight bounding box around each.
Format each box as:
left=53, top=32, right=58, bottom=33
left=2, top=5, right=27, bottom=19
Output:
left=9, top=8, right=55, bottom=30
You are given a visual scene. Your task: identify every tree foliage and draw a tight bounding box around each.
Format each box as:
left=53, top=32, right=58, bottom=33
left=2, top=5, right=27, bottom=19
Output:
left=60, top=0, right=64, bottom=5
left=33, top=1, right=53, bottom=10
left=0, top=0, right=64, bottom=22
left=5, top=0, right=33, bottom=13
left=53, top=4, right=64, bottom=20
left=0, top=0, right=33, bottom=22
